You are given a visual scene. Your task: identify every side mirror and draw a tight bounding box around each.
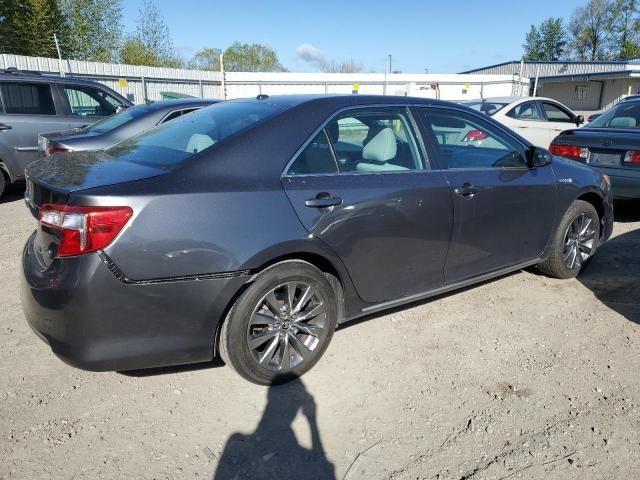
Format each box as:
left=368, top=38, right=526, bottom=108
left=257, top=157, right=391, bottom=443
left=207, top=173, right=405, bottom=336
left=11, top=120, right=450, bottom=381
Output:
left=575, top=114, right=585, bottom=126
left=526, top=146, right=553, bottom=168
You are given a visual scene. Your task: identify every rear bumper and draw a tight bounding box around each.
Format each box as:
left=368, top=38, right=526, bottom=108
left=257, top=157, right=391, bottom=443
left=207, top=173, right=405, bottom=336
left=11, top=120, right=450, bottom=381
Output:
left=20, top=232, right=249, bottom=371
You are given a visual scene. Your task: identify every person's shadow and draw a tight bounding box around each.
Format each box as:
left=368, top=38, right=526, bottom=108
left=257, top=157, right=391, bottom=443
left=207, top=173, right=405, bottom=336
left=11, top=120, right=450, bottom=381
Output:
left=213, top=378, right=335, bottom=480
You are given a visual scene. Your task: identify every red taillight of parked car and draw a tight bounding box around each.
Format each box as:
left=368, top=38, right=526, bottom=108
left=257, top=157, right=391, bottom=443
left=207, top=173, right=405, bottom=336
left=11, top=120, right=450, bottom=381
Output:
left=623, top=150, right=640, bottom=164
left=549, top=144, right=589, bottom=160
left=463, top=130, right=488, bottom=142
left=39, top=204, right=133, bottom=257
left=45, top=146, right=73, bottom=157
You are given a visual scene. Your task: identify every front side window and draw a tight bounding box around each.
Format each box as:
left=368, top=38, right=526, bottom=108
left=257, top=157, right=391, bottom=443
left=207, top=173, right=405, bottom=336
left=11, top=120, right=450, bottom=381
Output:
left=419, top=108, right=527, bottom=169
left=64, top=86, right=124, bottom=116
left=506, top=101, right=542, bottom=121
left=542, top=102, right=574, bottom=123
left=0, top=82, right=55, bottom=115
left=107, top=101, right=286, bottom=168
left=326, top=107, right=425, bottom=173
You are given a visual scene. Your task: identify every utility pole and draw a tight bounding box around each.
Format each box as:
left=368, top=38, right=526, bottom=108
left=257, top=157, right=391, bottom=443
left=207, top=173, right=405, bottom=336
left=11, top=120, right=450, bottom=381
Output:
left=53, top=33, right=65, bottom=77
left=220, top=53, right=226, bottom=100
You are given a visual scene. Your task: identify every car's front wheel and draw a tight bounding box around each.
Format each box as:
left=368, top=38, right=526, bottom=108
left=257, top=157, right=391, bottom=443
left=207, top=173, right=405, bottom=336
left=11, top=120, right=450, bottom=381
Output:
left=219, top=261, right=338, bottom=385
left=538, top=200, right=600, bottom=279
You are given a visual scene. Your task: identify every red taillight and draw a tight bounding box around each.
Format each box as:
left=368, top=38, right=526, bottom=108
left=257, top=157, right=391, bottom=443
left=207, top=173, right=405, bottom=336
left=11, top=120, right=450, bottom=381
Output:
left=624, top=150, right=640, bottom=164
left=38, top=204, right=133, bottom=257
left=463, top=129, right=488, bottom=142
left=549, top=144, right=589, bottom=160
left=45, top=146, right=73, bottom=156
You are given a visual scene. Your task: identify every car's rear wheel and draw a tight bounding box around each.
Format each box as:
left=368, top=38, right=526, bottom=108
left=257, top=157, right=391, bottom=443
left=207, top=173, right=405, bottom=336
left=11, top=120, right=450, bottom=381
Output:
left=538, top=200, right=600, bottom=279
left=219, top=261, right=338, bottom=385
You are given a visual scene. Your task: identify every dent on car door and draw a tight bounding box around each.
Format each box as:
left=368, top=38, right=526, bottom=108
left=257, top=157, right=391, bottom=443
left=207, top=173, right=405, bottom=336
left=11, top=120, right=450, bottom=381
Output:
left=416, top=107, right=558, bottom=285
left=0, top=82, right=69, bottom=179
left=281, top=106, right=454, bottom=304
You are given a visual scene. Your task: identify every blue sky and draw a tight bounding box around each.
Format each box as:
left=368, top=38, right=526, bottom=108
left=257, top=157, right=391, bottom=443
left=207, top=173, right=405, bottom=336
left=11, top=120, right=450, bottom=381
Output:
left=122, top=0, right=586, bottom=73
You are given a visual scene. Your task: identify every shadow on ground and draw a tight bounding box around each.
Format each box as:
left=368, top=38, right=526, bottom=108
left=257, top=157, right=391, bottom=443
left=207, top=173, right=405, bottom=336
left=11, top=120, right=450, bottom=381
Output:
left=579, top=227, right=640, bottom=325
left=0, top=181, right=25, bottom=204
left=213, top=378, right=335, bottom=480
left=613, top=199, right=640, bottom=223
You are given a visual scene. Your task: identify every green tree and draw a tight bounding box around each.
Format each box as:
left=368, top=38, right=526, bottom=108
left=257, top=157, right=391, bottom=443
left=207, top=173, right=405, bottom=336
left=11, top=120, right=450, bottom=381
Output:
left=222, top=42, right=287, bottom=72
left=320, top=58, right=364, bottom=73
left=120, top=0, right=182, bottom=67
left=0, top=0, right=68, bottom=56
left=58, top=0, right=123, bottom=62
left=189, top=47, right=222, bottom=70
left=523, top=18, right=565, bottom=60
left=568, top=0, right=615, bottom=60
left=611, top=0, right=640, bottom=58
left=523, top=25, right=544, bottom=60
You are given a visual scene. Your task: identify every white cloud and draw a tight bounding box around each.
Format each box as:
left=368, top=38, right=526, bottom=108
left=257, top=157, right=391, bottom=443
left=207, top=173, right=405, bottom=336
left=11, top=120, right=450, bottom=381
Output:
left=296, top=43, right=325, bottom=67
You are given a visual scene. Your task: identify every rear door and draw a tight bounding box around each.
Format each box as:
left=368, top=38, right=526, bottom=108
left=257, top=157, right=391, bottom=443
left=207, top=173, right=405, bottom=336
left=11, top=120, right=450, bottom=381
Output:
left=0, top=81, right=70, bottom=180
left=282, top=106, right=454, bottom=304
left=416, top=106, right=558, bottom=285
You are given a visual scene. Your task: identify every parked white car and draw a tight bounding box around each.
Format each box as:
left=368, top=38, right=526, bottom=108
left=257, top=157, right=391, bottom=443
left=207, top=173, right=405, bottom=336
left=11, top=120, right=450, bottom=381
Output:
left=462, top=96, right=585, bottom=148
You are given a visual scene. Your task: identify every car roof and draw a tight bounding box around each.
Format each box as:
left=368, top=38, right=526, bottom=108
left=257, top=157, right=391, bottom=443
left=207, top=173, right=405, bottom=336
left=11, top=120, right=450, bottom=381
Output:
left=139, top=98, right=220, bottom=111
left=224, top=94, right=452, bottom=110
left=0, top=71, right=117, bottom=88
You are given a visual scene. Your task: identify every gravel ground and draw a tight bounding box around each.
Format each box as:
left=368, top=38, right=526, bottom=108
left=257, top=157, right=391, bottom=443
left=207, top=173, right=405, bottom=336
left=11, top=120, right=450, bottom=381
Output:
left=1, top=184, right=639, bottom=480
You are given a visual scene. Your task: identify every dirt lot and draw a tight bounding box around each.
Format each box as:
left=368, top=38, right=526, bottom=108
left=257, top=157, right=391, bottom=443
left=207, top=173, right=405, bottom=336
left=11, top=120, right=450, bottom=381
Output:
left=1, top=184, right=640, bottom=480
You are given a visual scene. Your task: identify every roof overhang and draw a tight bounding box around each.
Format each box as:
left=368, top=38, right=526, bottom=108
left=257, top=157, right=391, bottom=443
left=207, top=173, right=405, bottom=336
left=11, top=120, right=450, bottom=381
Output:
left=539, top=70, right=640, bottom=83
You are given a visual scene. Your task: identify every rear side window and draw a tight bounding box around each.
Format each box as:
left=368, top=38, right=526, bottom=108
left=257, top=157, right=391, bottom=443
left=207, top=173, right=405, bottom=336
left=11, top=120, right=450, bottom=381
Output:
left=419, top=108, right=527, bottom=169
left=0, top=82, right=55, bottom=115
left=106, top=101, right=285, bottom=168
left=506, top=101, right=542, bottom=121
left=288, top=131, right=338, bottom=175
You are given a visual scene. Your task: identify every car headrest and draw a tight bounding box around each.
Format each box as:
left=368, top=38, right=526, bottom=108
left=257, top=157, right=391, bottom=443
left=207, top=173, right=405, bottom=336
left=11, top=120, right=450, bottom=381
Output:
left=610, top=116, right=636, bottom=128
left=362, top=128, right=396, bottom=163
left=186, top=133, right=215, bottom=153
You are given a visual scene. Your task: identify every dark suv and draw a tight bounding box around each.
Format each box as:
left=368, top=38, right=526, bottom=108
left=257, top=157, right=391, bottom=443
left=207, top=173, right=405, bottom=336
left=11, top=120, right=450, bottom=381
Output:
left=0, top=69, right=132, bottom=198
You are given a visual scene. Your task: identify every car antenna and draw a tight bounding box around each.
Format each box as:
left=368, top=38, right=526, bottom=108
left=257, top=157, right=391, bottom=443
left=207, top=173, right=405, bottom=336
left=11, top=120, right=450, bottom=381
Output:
left=256, top=94, right=269, bottom=100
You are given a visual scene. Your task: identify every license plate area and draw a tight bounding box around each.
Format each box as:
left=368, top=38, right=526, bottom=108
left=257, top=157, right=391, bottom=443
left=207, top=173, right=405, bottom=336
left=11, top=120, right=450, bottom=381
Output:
left=588, top=151, right=622, bottom=166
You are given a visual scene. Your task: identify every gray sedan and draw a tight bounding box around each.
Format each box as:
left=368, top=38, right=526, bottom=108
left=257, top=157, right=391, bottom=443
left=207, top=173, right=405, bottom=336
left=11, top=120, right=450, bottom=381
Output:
left=39, top=98, right=219, bottom=156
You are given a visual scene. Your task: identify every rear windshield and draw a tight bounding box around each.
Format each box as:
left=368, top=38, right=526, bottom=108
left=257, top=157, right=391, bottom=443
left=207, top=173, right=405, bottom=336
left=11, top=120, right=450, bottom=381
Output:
left=588, top=101, right=640, bottom=129
left=463, top=101, right=509, bottom=116
left=83, top=104, right=152, bottom=133
left=105, top=101, right=285, bottom=168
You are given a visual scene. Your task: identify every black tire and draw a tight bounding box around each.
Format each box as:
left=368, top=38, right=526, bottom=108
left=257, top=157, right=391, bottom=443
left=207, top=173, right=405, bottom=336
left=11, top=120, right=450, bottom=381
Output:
left=538, top=200, right=600, bottom=279
left=0, top=171, right=5, bottom=200
left=219, top=260, right=339, bottom=385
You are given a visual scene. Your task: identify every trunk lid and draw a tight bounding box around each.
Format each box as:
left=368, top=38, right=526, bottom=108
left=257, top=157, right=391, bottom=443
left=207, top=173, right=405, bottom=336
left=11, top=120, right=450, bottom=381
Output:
left=553, top=128, right=640, bottom=169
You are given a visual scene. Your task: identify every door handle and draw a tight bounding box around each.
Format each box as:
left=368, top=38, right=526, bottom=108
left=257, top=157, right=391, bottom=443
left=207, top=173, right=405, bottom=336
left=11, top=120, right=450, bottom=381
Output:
left=0, top=123, right=12, bottom=131
left=454, top=183, right=479, bottom=197
left=305, top=193, right=342, bottom=208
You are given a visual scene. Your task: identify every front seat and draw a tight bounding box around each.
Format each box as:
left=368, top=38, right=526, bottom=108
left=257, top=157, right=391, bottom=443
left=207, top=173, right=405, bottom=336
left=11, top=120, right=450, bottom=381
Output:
left=356, top=128, right=407, bottom=172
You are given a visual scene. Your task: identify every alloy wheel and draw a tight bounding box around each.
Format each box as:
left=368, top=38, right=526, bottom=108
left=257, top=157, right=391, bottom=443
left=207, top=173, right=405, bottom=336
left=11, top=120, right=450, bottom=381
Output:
left=246, top=282, right=327, bottom=372
left=563, top=213, right=596, bottom=270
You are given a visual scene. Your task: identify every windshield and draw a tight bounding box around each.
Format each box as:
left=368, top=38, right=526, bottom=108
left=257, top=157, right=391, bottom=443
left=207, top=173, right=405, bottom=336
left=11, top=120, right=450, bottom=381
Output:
left=105, top=101, right=286, bottom=168
left=463, top=101, right=509, bottom=116
left=588, top=101, right=640, bottom=129
left=82, top=104, right=152, bottom=134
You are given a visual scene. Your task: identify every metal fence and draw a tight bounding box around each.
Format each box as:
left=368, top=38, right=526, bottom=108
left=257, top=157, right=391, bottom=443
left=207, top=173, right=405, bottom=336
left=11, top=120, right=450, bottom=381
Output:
left=0, top=54, right=529, bottom=104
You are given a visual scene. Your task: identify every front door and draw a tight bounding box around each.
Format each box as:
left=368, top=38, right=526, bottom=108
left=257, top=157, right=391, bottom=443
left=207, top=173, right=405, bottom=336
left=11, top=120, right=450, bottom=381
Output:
left=416, top=106, right=558, bottom=285
left=56, top=84, right=125, bottom=129
left=540, top=100, right=580, bottom=146
left=282, top=106, right=454, bottom=304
